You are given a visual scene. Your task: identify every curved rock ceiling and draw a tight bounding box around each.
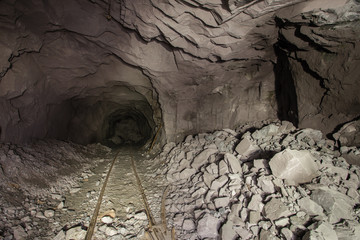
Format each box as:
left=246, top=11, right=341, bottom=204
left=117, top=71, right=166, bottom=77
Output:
left=0, top=0, right=359, bottom=144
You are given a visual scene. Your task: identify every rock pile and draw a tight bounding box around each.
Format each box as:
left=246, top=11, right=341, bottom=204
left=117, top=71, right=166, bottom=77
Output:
left=158, top=121, right=360, bottom=239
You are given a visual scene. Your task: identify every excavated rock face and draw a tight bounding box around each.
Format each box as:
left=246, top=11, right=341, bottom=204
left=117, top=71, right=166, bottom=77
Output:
left=0, top=0, right=359, bottom=144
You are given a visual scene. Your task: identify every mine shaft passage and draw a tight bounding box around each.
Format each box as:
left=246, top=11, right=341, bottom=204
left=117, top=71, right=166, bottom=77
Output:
left=105, top=109, right=152, bottom=147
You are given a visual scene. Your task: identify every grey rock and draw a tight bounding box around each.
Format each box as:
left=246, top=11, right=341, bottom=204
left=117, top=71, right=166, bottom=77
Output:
left=211, top=175, right=229, bottom=191
left=65, top=226, right=86, bottom=240
left=269, top=149, right=319, bottom=185
left=197, top=213, right=220, bottom=239
left=218, top=159, right=229, bottom=175
left=252, top=124, right=280, bottom=140
left=225, top=153, right=240, bottom=173
left=12, top=225, right=27, bottom=240
left=333, top=120, right=360, bottom=147
left=281, top=228, right=294, bottom=240
left=297, top=197, right=324, bottom=217
left=53, top=230, right=66, bottom=240
left=303, top=221, right=338, bottom=240
left=274, top=217, right=290, bottom=227
left=179, top=167, right=196, bottom=180
left=264, top=198, right=292, bottom=221
left=183, top=219, right=196, bottom=231
left=247, top=194, right=263, bottom=212
left=310, top=186, right=355, bottom=223
left=105, top=226, right=118, bottom=236
left=249, top=211, right=262, bottom=224
left=192, top=149, right=218, bottom=169
left=214, top=196, right=230, bottom=209
left=235, top=138, right=260, bottom=160
left=221, top=219, right=238, bottom=240
left=258, top=176, right=275, bottom=194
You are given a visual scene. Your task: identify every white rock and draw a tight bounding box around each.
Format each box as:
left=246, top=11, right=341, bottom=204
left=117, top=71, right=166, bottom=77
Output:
left=225, top=153, right=242, bottom=174
left=269, top=149, right=319, bottom=185
left=101, top=216, right=113, bottom=224
left=44, top=209, right=55, bottom=218
left=197, top=213, right=220, bottom=239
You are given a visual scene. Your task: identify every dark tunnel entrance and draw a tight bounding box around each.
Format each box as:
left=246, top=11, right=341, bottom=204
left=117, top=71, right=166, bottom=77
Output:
left=105, top=109, right=152, bottom=147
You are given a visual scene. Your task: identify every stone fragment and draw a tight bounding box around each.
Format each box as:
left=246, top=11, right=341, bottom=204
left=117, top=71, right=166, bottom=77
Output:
left=134, top=211, right=148, bottom=220
left=310, top=186, right=354, bottom=223
left=197, top=213, right=220, bottom=239
left=53, top=230, right=66, bottom=240
left=333, top=120, right=360, bottom=147
left=297, top=197, right=324, bottom=217
left=303, top=221, right=338, bottom=240
left=44, top=209, right=55, bottom=218
left=252, top=124, right=280, bottom=140
left=218, top=159, right=229, bottom=175
left=269, top=149, right=319, bottom=185
left=101, top=216, right=113, bottom=224
left=247, top=194, right=263, bottom=212
left=249, top=211, right=262, bottom=224
left=183, top=219, right=196, bottom=231
left=259, top=221, right=272, bottom=230
left=211, top=175, right=229, bottom=191
left=225, top=153, right=242, bottom=174
left=35, top=211, right=46, bottom=219
left=258, top=176, right=275, bottom=194
left=221, top=219, right=237, bottom=239
left=179, top=168, right=196, bottom=180
left=12, top=225, right=28, bottom=240
left=105, top=226, right=118, bottom=236
left=296, top=128, right=323, bottom=143
left=192, top=149, right=218, bottom=169
left=214, top=196, right=230, bottom=209
left=235, top=138, right=260, bottom=160
left=274, top=217, right=289, bottom=227
left=264, top=198, right=292, bottom=221
left=234, top=226, right=252, bottom=240
left=66, top=226, right=86, bottom=240
left=259, top=229, right=280, bottom=240
left=281, top=228, right=294, bottom=240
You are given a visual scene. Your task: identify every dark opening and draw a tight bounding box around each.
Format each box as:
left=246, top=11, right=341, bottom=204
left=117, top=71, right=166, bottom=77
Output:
left=274, top=45, right=299, bottom=127
left=104, top=108, right=152, bottom=148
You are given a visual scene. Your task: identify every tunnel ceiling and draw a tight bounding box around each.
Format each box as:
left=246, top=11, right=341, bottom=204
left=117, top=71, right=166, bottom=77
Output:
left=0, top=0, right=360, bottom=144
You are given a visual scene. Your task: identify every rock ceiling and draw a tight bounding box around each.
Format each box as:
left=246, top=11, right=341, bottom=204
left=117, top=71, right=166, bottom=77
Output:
left=0, top=0, right=359, bottom=144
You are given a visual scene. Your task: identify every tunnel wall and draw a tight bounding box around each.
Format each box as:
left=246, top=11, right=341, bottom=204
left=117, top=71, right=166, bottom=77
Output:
left=0, top=0, right=359, bottom=144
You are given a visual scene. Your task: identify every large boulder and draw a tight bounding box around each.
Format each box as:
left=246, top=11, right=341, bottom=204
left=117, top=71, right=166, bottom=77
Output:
left=269, top=149, right=319, bottom=185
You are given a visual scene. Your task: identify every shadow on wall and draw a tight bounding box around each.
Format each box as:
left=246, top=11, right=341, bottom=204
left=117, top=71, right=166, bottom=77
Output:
left=274, top=45, right=299, bottom=127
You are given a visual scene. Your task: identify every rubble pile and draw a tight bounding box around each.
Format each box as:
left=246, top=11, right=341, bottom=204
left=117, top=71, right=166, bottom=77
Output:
left=158, top=121, right=360, bottom=239
left=0, top=140, right=111, bottom=239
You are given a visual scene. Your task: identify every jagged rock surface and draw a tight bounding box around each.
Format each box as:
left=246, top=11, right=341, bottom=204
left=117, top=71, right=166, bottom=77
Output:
left=1, top=0, right=359, bottom=144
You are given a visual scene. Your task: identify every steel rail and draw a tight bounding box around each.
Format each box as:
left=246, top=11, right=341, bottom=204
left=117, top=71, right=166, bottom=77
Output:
left=85, top=150, right=120, bottom=240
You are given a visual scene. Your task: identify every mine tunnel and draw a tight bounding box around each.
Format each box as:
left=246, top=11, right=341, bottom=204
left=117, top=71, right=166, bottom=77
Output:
left=1, top=0, right=360, bottom=239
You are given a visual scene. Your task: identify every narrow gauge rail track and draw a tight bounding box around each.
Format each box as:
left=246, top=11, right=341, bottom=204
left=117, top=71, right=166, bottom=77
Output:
left=83, top=149, right=175, bottom=240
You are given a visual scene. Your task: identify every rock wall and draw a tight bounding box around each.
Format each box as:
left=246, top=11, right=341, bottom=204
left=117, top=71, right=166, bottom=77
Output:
left=0, top=0, right=359, bottom=144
